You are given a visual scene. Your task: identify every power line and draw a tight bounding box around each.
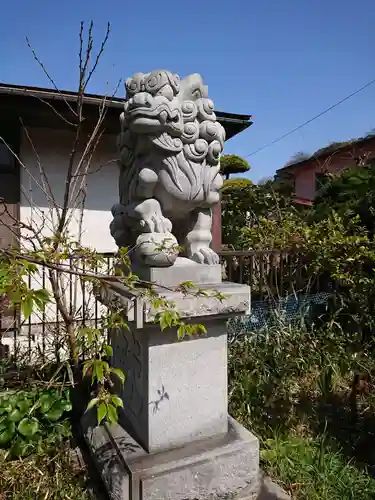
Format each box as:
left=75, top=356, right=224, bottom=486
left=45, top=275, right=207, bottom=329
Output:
left=243, top=76, right=375, bottom=159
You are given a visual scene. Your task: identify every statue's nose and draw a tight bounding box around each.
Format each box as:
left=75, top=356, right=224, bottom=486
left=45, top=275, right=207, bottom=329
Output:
left=127, top=92, right=153, bottom=110
left=137, top=93, right=153, bottom=107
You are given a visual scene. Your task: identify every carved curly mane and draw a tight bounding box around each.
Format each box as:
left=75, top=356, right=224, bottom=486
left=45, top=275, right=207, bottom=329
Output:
left=118, top=70, right=225, bottom=210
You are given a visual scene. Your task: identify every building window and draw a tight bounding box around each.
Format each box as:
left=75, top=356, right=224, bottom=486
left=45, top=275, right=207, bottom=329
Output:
left=315, top=173, right=329, bottom=193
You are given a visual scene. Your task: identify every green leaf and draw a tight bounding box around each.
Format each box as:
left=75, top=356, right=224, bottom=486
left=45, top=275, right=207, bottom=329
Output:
left=111, top=395, right=124, bottom=408
left=180, top=281, right=195, bottom=289
left=86, top=397, right=99, bottom=411
left=110, top=367, right=125, bottom=385
left=21, top=294, right=34, bottom=319
left=32, top=288, right=50, bottom=309
left=61, top=400, right=72, bottom=412
left=0, top=422, right=16, bottom=445
left=260, top=449, right=277, bottom=462
left=44, top=404, right=64, bottom=422
left=97, top=403, right=107, bottom=425
left=106, top=404, right=118, bottom=424
left=159, top=311, right=173, bottom=331
left=177, top=325, right=186, bottom=340
left=103, top=344, right=113, bottom=357
left=17, top=399, right=31, bottom=413
left=38, top=393, right=56, bottom=413
left=82, top=361, right=93, bottom=378
left=11, top=437, right=33, bottom=457
left=8, top=408, right=24, bottom=423
left=18, top=417, right=39, bottom=437
left=197, top=324, right=207, bottom=335
left=0, top=402, right=12, bottom=414
left=0, top=419, right=8, bottom=432
left=92, top=360, right=105, bottom=384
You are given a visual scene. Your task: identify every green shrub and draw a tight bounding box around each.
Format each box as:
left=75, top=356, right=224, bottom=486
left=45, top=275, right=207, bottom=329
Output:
left=0, top=388, right=72, bottom=458
left=229, top=319, right=355, bottom=433
left=228, top=319, right=375, bottom=499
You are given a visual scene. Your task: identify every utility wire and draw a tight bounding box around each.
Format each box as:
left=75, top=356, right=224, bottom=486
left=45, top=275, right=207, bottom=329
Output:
left=243, top=76, right=375, bottom=159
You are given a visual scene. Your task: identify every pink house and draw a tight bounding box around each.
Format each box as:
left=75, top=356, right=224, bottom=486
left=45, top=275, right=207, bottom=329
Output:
left=276, top=134, right=375, bottom=205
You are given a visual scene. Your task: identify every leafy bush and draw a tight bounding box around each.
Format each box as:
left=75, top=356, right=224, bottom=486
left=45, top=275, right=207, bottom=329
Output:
left=229, top=320, right=375, bottom=498
left=313, top=165, right=375, bottom=237
left=221, top=176, right=298, bottom=250
left=228, top=317, right=367, bottom=434
left=0, top=388, right=72, bottom=458
left=220, top=154, right=251, bottom=180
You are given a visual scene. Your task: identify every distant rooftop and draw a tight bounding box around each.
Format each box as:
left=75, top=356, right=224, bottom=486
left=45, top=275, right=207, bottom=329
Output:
left=277, top=132, right=375, bottom=173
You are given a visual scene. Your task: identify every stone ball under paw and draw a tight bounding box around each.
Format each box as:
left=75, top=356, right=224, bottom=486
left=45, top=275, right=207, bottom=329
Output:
left=135, top=233, right=179, bottom=267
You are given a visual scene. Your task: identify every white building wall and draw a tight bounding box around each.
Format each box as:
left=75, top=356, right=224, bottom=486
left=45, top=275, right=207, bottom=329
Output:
left=4, top=127, right=119, bottom=358
left=20, top=127, right=118, bottom=252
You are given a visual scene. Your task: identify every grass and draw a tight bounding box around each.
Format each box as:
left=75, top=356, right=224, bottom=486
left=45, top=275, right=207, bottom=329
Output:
left=261, top=435, right=375, bottom=500
left=228, top=318, right=375, bottom=499
left=0, top=441, right=90, bottom=500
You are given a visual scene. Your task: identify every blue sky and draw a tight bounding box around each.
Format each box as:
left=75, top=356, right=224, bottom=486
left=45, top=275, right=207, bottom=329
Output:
left=1, top=0, right=374, bottom=182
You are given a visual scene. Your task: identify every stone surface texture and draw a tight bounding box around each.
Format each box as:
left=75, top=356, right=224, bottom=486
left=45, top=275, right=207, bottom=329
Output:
left=109, top=70, right=225, bottom=268
left=100, top=281, right=251, bottom=329
left=132, top=257, right=222, bottom=288
left=82, top=412, right=260, bottom=500
left=111, top=317, right=228, bottom=454
left=144, top=282, right=250, bottom=322
left=258, top=476, right=291, bottom=499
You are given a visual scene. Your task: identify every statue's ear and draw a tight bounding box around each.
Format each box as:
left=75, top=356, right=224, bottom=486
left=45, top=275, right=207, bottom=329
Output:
left=125, top=72, right=148, bottom=98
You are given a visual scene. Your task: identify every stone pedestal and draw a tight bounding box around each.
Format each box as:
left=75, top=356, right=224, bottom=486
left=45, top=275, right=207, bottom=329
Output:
left=111, top=318, right=228, bottom=453
left=83, top=412, right=260, bottom=500
left=84, top=277, right=260, bottom=499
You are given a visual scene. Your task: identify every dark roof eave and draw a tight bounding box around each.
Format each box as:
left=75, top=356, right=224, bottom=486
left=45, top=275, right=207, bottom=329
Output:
left=0, top=82, right=252, bottom=139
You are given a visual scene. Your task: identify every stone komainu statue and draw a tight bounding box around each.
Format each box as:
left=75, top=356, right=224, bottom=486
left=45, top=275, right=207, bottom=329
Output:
left=110, top=70, right=225, bottom=267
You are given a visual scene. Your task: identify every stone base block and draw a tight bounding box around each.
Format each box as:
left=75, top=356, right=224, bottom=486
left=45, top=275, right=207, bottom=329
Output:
left=132, top=257, right=222, bottom=288
left=82, top=413, right=260, bottom=500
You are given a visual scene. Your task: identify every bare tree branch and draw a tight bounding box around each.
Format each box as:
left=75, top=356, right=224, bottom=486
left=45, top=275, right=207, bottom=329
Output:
left=79, top=21, right=94, bottom=91
left=70, top=157, right=118, bottom=178
left=83, top=22, right=111, bottom=91
left=29, top=95, right=77, bottom=127
left=20, top=119, right=58, bottom=213
left=26, top=36, right=77, bottom=117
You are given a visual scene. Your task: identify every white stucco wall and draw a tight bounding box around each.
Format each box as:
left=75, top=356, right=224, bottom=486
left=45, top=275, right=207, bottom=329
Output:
left=6, top=126, right=119, bottom=357
left=20, top=127, right=118, bottom=252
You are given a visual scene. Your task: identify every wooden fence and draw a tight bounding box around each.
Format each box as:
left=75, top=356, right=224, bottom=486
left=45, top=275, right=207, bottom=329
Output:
left=219, top=250, right=327, bottom=301
left=0, top=250, right=323, bottom=361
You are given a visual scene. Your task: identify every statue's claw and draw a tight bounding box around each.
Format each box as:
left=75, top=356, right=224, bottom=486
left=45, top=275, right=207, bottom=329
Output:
left=140, top=214, right=172, bottom=234
left=190, top=247, right=220, bottom=265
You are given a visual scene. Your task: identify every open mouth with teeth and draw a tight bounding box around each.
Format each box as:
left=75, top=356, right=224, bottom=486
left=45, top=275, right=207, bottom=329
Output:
left=128, top=103, right=183, bottom=133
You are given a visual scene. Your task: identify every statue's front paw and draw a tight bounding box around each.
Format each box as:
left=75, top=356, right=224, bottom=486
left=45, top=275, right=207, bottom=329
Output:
left=134, top=199, right=172, bottom=234
left=190, top=247, right=220, bottom=265
left=140, top=214, right=172, bottom=233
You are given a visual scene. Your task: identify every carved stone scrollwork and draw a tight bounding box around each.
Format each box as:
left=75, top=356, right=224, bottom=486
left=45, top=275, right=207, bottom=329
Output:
left=110, top=70, right=225, bottom=267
